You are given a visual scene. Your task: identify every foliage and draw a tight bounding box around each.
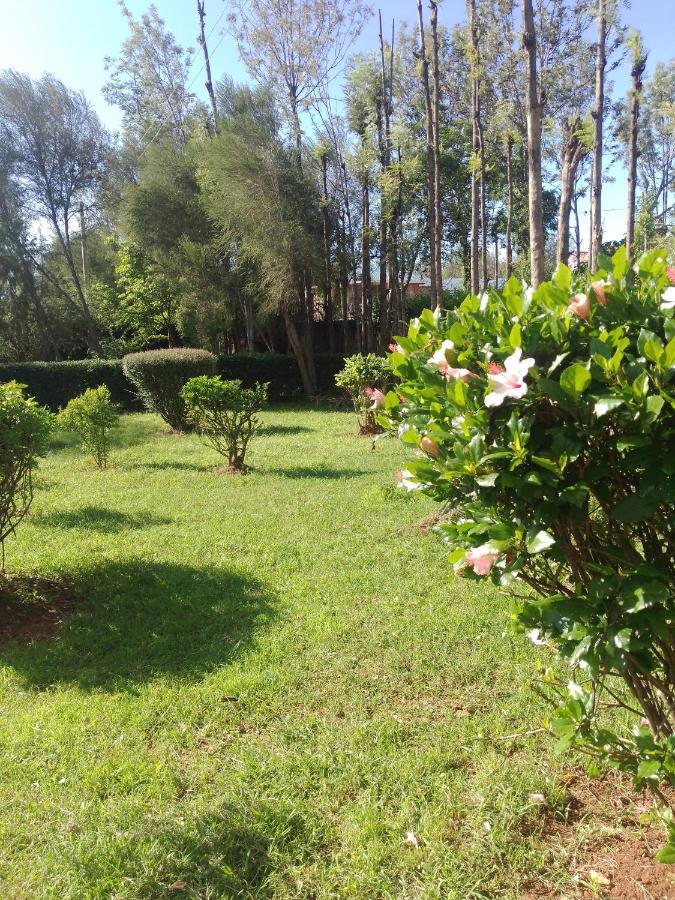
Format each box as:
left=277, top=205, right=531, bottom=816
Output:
left=382, top=247, right=675, bottom=852
left=57, top=385, right=119, bottom=468
left=0, top=360, right=140, bottom=412
left=218, top=352, right=346, bottom=400
left=335, top=353, right=390, bottom=433
left=122, top=348, right=216, bottom=432
left=181, top=376, right=268, bottom=472
left=0, top=381, right=52, bottom=564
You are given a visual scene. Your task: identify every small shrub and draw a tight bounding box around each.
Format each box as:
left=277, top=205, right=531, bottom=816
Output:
left=123, top=348, right=216, bottom=431
left=335, top=353, right=390, bottom=434
left=181, top=376, right=268, bottom=473
left=58, top=385, right=120, bottom=468
left=381, top=247, right=675, bottom=857
left=0, top=382, right=53, bottom=565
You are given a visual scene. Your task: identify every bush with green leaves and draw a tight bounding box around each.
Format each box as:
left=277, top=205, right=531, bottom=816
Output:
left=335, top=353, right=390, bottom=434
left=381, top=248, right=675, bottom=858
left=181, top=376, right=268, bottom=473
left=0, top=382, right=53, bottom=565
left=58, top=385, right=120, bottom=469
left=122, top=348, right=216, bottom=431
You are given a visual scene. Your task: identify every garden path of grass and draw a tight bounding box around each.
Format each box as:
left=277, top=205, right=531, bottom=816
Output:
left=0, top=407, right=585, bottom=898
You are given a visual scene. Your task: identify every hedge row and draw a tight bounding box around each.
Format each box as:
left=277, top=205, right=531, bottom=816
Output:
left=0, top=360, right=143, bottom=412
left=0, top=353, right=349, bottom=410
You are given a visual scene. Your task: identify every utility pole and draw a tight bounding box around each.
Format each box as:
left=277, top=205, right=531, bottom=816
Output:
left=197, top=0, right=218, bottom=132
left=79, top=201, right=87, bottom=301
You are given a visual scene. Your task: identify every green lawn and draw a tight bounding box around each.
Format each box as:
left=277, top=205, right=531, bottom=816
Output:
left=1, top=407, right=574, bottom=898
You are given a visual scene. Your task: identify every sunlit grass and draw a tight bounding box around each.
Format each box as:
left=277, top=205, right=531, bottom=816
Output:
left=0, top=407, right=573, bottom=898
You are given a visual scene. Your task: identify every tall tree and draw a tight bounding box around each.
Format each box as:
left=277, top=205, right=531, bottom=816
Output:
left=103, top=2, right=195, bottom=148
left=521, top=0, right=545, bottom=287
left=556, top=117, right=590, bottom=265
left=625, top=31, right=647, bottom=258
left=0, top=71, right=108, bottom=352
left=429, top=1, right=443, bottom=307
left=590, top=0, right=607, bottom=272
left=196, top=0, right=219, bottom=131
left=417, top=1, right=438, bottom=303
left=228, top=0, right=370, bottom=162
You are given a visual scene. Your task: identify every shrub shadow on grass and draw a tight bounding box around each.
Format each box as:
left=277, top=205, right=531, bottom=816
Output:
left=32, top=505, right=171, bottom=533
left=2, top=559, right=276, bottom=691
left=258, top=424, right=312, bottom=437
left=135, top=460, right=205, bottom=472
left=133, top=804, right=313, bottom=898
left=268, top=464, right=365, bottom=480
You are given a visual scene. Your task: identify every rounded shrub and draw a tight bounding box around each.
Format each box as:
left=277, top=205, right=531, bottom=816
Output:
left=335, top=353, right=390, bottom=434
left=58, top=385, right=120, bottom=469
left=181, top=376, right=268, bottom=473
left=0, top=381, right=53, bottom=564
left=122, top=348, right=216, bottom=431
left=381, top=248, right=675, bottom=854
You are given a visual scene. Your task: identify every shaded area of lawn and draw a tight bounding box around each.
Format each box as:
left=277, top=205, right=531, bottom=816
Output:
left=2, top=559, right=276, bottom=691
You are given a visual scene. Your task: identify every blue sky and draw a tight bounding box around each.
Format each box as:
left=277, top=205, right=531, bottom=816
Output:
left=1, top=0, right=673, bottom=245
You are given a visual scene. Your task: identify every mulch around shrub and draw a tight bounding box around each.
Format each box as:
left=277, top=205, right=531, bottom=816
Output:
left=0, top=574, right=76, bottom=643
left=525, top=770, right=675, bottom=899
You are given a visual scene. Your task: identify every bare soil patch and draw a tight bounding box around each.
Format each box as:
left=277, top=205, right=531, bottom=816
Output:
left=525, top=770, right=674, bottom=899
left=0, top=574, right=76, bottom=643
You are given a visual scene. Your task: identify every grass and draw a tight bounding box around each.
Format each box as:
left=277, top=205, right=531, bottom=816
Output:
left=0, top=407, right=576, bottom=898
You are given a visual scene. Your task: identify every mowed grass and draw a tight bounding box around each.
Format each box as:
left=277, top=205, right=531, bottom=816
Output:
left=0, top=407, right=572, bottom=898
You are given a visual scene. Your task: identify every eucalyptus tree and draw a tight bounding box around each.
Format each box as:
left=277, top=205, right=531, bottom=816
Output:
left=103, top=2, right=196, bottom=149
left=198, top=104, right=323, bottom=394
left=0, top=71, right=108, bottom=352
left=227, top=0, right=371, bottom=162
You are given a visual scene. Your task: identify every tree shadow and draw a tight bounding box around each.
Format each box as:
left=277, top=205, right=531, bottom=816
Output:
left=131, top=803, right=313, bottom=898
left=135, top=461, right=205, bottom=472
left=267, top=465, right=365, bottom=480
left=32, top=505, right=172, bottom=533
left=1, top=559, right=276, bottom=691
left=258, top=424, right=312, bottom=436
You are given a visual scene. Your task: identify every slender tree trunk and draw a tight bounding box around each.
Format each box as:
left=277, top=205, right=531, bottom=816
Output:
left=320, top=153, right=335, bottom=351
left=590, top=0, right=606, bottom=272
left=197, top=0, right=218, bottom=131
left=506, top=137, right=514, bottom=278
left=468, top=0, right=480, bottom=295
left=521, top=0, right=545, bottom=287
left=626, top=51, right=646, bottom=258
left=556, top=120, right=587, bottom=266
left=58, top=210, right=101, bottom=354
left=572, top=176, right=582, bottom=264
left=479, top=126, right=488, bottom=290
left=283, top=309, right=317, bottom=396
left=417, top=0, right=438, bottom=305
left=361, top=172, right=372, bottom=353
left=430, top=0, right=443, bottom=309
left=494, top=232, right=499, bottom=286
left=243, top=293, right=255, bottom=351
left=379, top=13, right=400, bottom=344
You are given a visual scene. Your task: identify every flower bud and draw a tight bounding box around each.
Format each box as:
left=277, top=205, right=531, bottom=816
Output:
left=420, top=436, right=440, bottom=458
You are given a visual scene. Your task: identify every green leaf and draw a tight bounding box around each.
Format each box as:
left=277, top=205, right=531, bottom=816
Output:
left=526, top=529, right=556, bottom=554
left=612, top=244, right=627, bottom=279
left=552, top=263, right=571, bottom=291
left=509, top=323, right=522, bottom=349
left=610, top=493, right=659, bottom=522
left=655, top=842, right=675, bottom=864
left=560, top=364, right=591, bottom=398
left=593, top=395, right=624, bottom=418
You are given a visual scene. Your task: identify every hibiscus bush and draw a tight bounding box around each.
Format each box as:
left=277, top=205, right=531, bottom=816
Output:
left=181, top=376, right=268, bottom=473
left=58, top=385, right=119, bottom=469
left=381, top=248, right=675, bottom=856
left=335, top=353, right=390, bottom=434
left=0, top=382, right=53, bottom=567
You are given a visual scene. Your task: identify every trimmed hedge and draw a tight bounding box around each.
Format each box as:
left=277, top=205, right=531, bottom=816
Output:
left=217, top=353, right=347, bottom=399
left=0, top=353, right=349, bottom=411
left=0, top=360, right=142, bottom=412
left=123, top=349, right=217, bottom=431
